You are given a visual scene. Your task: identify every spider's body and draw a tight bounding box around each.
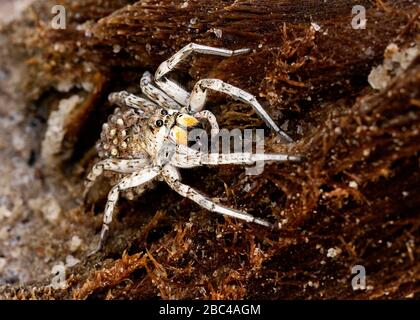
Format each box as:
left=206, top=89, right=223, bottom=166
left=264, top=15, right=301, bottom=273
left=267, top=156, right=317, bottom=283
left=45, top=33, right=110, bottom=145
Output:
left=97, top=107, right=145, bottom=160
left=85, top=43, right=301, bottom=252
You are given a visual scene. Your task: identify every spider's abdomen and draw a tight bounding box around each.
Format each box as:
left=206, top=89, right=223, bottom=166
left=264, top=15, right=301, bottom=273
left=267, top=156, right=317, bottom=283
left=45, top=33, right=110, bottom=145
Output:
left=96, top=107, right=145, bottom=159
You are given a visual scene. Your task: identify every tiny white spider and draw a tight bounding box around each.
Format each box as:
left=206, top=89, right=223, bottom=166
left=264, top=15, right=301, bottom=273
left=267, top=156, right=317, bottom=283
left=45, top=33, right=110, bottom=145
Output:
left=84, top=43, right=301, bottom=251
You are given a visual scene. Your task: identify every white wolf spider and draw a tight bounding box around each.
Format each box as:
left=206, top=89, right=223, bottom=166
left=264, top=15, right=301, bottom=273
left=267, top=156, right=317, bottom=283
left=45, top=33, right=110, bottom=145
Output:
left=84, top=43, right=301, bottom=251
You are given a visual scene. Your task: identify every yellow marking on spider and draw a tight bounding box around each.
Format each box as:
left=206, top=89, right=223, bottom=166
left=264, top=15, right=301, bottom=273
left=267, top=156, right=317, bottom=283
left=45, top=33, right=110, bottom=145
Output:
left=171, top=126, right=188, bottom=145
left=176, top=114, right=199, bottom=128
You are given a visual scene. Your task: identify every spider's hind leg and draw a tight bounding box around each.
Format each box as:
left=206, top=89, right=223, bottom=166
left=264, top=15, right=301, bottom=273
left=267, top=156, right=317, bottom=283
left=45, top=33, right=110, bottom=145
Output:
left=108, top=91, right=157, bottom=113
left=83, top=158, right=151, bottom=199
left=93, top=167, right=160, bottom=253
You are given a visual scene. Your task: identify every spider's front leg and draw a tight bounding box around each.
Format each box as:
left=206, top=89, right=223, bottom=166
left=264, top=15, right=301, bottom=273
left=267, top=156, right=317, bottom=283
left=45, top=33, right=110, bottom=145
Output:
left=161, top=164, right=273, bottom=227
left=189, top=79, right=294, bottom=143
left=140, top=71, right=181, bottom=110
left=93, top=167, right=160, bottom=253
left=194, top=110, right=219, bottom=133
left=154, top=43, right=251, bottom=106
left=171, top=150, right=301, bottom=168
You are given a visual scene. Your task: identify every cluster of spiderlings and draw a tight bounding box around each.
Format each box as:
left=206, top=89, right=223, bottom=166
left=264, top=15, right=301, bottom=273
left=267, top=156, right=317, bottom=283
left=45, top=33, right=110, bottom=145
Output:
left=96, top=108, right=143, bottom=159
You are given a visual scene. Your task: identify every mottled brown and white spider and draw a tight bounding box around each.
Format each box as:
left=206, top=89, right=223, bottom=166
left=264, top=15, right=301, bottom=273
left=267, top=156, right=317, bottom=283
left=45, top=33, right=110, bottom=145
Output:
left=84, top=43, right=300, bottom=251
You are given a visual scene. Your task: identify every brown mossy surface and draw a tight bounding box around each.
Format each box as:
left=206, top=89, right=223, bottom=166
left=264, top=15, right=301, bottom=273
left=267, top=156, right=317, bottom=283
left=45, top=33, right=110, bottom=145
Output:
left=0, top=0, right=419, bottom=299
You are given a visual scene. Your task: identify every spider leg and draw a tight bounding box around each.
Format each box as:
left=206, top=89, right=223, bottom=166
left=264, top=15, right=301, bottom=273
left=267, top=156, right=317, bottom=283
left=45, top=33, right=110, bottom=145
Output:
left=189, top=79, right=293, bottom=143
left=140, top=71, right=182, bottom=109
left=94, top=167, right=160, bottom=253
left=162, top=164, right=272, bottom=227
left=171, top=149, right=301, bottom=168
left=155, top=43, right=250, bottom=80
left=154, top=43, right=250, bottom=106
left=108, top=91, right=157, bottom=113
left=194, top=110, right=220, bottom=133
left=83, top=157, right=151, bottom=198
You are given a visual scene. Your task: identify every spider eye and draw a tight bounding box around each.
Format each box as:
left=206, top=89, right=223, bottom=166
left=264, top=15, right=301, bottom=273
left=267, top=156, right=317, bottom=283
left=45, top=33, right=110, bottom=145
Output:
left=155, top=119, right=164, bottom=127
left=160, top=109, right=168, bottom=116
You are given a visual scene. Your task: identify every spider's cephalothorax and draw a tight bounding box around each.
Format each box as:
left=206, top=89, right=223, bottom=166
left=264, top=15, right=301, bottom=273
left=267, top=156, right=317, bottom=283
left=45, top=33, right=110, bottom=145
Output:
left=85, top=43, right=301, bottom=252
